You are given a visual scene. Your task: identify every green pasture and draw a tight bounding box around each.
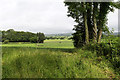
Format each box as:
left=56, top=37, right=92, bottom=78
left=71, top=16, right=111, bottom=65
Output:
left=1, top=40, right=74, bottom=49
left=2, top=39, right=120, bottom=78
left=2, top=47, right=115, bottom=78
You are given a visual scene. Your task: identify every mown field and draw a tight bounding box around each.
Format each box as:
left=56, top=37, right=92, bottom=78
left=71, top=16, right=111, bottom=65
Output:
left=1, top=39, right=120, bottom=78
left=2, top=40, right=74, bottom=49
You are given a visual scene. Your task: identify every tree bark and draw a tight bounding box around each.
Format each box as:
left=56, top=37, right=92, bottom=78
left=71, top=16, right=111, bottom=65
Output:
left=83, top=3, right=89, bottom=44
left=93, top=3, right=98, bottom=43
left=84, top=14, right=89, bottom=44
left=97, top=28, right=102, bottom=43
left=87, top=3, right=93, bottom=41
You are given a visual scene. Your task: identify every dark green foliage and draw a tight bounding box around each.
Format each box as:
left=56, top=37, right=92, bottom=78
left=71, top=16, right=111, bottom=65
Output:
left=65, top=2, right=120, bottom=47
left=30, top=37, right=37, bottom=43
left=73, top=25, right=85, bottom=48
left=37, top=32, right=45, bottom=43
left=60, top=37, right=65, bottom=40
left=46, top=36, right=66, bottom=40
left=83, top=37, right=120, bottom=75
left=2, top=29, right=45, bottom=43
left=87, top=3, right=93, bottom=41
left=65, top=2, right=86, bottom=47
left=97, top=43, right=120, bottom=75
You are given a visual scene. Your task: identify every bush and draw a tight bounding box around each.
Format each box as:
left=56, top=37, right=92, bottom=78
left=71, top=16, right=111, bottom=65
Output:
left=37, top=32, right=45, bottom=43
left=3, top=40, right=9, bottom=44
left=30, top=37, right=37, bottom=43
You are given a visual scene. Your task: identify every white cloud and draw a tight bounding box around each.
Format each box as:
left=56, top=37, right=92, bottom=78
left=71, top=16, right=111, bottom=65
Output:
left=108, top=9, right=118, bottom=32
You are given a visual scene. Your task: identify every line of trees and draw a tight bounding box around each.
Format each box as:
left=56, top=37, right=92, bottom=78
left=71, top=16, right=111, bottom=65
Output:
left=1, top=29, right=45, bottom=43
left=46, top=36, right=72, bottom=40
left=65, top=2, right=120, bottom=48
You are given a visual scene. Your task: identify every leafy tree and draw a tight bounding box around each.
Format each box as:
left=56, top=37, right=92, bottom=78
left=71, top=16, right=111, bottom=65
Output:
left=97, top=2, right=120, bottom=43
left=83, top=2, right=89, bottom=44
left=37, top=32, right=45, bottom=43
left=30, top=37, right=37, bottom=43
left=65, top=2, right=120, bottom=47
left=97, top=2, right=111, bottom=43
left=65, top=2, right=85, bottom=47
left=1, top=29, right=45, bottom=43
left=92, top=2, right=98, bottom=43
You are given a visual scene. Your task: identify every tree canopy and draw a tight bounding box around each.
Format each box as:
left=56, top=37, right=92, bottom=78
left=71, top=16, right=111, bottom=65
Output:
left=1, top=29, right=45, bottom=43
left=65, top=2, right=120, bottom=48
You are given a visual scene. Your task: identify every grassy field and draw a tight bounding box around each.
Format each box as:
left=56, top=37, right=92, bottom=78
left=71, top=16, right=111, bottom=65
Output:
left=2, top=40, right=74, bottom=49
left=2, top=40, right=120, bottom=78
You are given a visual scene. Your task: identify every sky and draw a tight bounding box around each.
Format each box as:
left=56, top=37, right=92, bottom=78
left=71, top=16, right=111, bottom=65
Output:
left=0, top=0, right=118, bottom=34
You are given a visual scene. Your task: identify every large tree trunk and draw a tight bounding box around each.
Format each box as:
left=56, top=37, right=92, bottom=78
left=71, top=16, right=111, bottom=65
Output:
left=83, top=3, right=89, bottom=44
left=97, top=3, right=110, bottom=43
left=87, top=3, right=93, bottom=41
left=97, top=28, right=102, bottom=43
left=84, top=14, right=89, bottom=44
left=93, top=17, right=97, bottom=42
left=93, top=3, right=98, bottom=43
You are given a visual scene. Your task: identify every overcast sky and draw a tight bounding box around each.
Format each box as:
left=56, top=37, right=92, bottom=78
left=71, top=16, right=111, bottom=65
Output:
left=0, top=0, right=118, bottom=34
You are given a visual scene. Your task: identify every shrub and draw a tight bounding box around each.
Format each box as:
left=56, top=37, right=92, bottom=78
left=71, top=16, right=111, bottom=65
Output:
left=37, top=32, right=45, bottom=43
left=3, top=40, right=9, bottom=44
left=30, top=37, right=37, bottom=43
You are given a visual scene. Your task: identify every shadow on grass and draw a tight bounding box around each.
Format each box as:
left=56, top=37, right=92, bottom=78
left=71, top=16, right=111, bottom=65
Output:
left=36, top=47, right=75, bottom=53
left=2, top=46, right=75, bottom=54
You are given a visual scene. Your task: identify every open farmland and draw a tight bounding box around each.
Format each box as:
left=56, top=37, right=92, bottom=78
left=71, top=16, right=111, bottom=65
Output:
left=2, top=39, right=120, bottom=78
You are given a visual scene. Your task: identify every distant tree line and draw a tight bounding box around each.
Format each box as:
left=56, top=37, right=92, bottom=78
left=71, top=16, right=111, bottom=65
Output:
left=45, top=36, right=72, bottom=40
left=1, top=29, right=45, bottom=43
